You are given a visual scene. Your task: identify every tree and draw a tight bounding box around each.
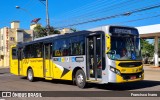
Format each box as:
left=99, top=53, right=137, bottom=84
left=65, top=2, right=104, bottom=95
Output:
left=33, top=25, right=60, bottom=38
left=140, top=39, right=154, bottom=57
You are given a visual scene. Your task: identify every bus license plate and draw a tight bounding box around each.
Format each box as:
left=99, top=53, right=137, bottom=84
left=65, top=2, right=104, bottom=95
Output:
left=130, top=76, right=136, bottom=80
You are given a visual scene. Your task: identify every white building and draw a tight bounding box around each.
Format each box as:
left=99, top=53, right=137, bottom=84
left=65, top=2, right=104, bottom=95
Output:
left=137, top=24, right=160, bottom=67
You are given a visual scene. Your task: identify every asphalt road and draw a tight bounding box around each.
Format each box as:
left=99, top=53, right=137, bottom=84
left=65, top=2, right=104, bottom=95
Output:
left=0, top=68, right=159, bottom=100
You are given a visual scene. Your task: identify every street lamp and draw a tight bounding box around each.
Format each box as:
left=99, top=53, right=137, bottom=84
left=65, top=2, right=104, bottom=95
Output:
left=15, top=6, right=36, bottom=40
left=15, top=6, right=33, bottom=18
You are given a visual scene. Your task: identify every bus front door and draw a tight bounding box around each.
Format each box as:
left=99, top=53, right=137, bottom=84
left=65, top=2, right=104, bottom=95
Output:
left=87, top=35, right=102, bottom=81
left=10, top=47, right=19, bottom=75
left=43, top=43, right=52, bottom=78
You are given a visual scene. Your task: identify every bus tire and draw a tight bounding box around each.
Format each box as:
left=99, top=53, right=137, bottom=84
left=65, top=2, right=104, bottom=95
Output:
left=75, top=69, right=86, bottom=88
left=27, top=68, right=34, bottom=82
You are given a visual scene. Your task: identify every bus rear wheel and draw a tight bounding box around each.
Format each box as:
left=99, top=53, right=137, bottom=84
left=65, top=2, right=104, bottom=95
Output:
left=27, top=68, right=34, bottom=82
left=75, top=70, right=86, bottom=88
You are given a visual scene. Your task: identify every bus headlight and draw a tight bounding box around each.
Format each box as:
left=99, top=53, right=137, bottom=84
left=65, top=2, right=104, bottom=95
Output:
left=115, top=69, right=121, bottom=75
left=110, top=66, right=115, bottom=72
left=110, top=66, right=121, bottom=75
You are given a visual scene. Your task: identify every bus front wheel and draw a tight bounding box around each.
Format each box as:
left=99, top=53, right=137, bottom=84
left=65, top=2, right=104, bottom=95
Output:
left=27, top=68, right=34, bottom=82
left=75, top=69, right=86, bottom=88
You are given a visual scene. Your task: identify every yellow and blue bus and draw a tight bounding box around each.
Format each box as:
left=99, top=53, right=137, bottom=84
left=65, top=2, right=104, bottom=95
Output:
left=10, top=25, right=144, bottom=88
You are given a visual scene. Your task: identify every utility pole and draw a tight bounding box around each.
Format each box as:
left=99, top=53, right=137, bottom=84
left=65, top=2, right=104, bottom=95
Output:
left=38, top=0, right=50, bottom=36
left=46, top=0, right=50, bottom=36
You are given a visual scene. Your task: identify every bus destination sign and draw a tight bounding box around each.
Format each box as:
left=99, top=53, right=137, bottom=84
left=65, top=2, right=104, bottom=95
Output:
left=109, top=26, right=138, bottom=35
left=114, top=28, right=132, bottom=34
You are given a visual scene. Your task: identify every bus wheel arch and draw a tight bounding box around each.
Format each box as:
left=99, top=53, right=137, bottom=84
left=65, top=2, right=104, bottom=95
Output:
left=72, top=67, right=86, bottom=88
left=27, top=67, right=34, bottom=82
left=72, top=67, right=82, bottom=82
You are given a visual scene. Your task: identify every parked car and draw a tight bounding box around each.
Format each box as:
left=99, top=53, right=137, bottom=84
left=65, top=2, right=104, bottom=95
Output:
left=148, top=56, right=160, bottom=64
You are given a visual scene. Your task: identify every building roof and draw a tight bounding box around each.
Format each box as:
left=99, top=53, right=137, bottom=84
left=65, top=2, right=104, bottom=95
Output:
left=136, top=24, right=160, bottom=38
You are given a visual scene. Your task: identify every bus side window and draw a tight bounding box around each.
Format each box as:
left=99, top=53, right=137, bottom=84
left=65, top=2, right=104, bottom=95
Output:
left=62, top=39, right=70, bottom=56
left=24, top=43, right=42, bottom=58
left=23, top=47, right=27, bottom=58
left=53, top=39, right=71, bottom=57
left=35, top=43, right=42, bottom=58
left=12, top=48, right=17, bottom=59
left=53, top=40, right=59, bottom=56
left=71, top=35, right=85, bottom=56
left=52, top=35, right=85, bottom=57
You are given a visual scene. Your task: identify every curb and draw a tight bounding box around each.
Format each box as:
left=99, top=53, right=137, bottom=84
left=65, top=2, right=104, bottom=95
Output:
left=0, top=67, right=10, bottom=69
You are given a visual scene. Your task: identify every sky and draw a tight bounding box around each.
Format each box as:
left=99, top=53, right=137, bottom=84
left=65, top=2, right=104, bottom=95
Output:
left=0, top=0, right=160, bottom=30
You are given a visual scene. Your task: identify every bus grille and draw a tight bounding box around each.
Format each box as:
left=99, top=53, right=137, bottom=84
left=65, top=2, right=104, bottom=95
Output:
left=118, top=62, right=142, bottom=67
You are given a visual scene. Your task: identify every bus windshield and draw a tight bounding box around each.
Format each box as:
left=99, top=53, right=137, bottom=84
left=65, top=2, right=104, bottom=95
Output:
left=107, top=35, right=142, bottom=61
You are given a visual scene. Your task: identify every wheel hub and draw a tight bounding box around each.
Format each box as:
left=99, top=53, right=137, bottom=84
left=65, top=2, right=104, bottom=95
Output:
left=77, top=74, right=83, bottom=84
left=28, top=71, right=32, bottom=80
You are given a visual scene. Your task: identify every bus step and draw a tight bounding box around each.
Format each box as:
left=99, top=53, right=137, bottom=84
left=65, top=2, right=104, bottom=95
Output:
left=86, top=80, right=102, bottom=83
left=45, top=77, right=53, bottom=80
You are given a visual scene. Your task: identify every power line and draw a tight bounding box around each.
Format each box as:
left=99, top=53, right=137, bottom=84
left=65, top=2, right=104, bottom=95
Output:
left=74, top=13, right=160, bottom=30
left=56, top=3, right=160, bottom=28
left=115, top=14, right=160, bottom=25
left=53, top=0, right=109, bottom=18
left=51, top=0, right=130, bottom=22
left=52, top=0, right=157, bottom=24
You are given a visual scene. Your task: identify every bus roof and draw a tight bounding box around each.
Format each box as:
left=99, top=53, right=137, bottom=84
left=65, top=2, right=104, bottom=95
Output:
left=17, top=30, right=101, bottom=47
left=33, top=34, right=60, bottom=41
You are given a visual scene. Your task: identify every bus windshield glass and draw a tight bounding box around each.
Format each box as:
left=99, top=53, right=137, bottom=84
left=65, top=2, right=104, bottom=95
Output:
left=107, top=35, right=142, bottom=61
